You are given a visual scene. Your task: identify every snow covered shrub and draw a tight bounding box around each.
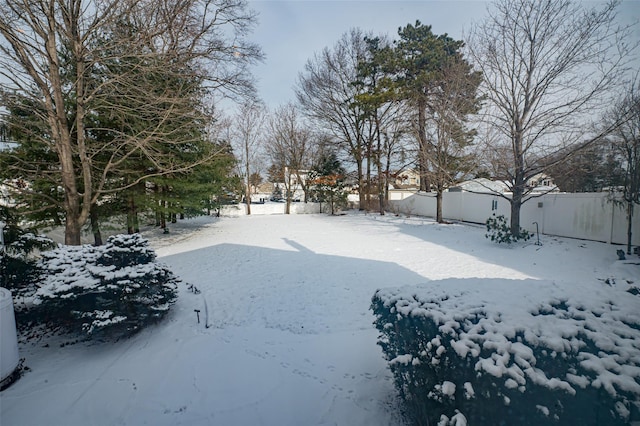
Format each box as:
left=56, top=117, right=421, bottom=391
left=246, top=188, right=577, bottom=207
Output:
left=485, top=214, right=531, bottom=244
left=371, top=281, right=640, bottom=426
left=33, top=234, right=178, bottom=339
left=0, top=233, right=56, bottom=299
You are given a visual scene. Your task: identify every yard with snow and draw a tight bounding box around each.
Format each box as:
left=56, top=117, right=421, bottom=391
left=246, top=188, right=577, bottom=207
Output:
left=1, top=212, right=639, bottom=425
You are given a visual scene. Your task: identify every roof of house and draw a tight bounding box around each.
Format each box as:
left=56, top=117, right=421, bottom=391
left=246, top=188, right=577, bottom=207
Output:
left=449, top=178, right=509, bottom=194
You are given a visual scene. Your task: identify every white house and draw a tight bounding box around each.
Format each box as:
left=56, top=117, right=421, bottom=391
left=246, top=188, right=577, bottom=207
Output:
left=392, top=169, right=421, bottom=189
left=527, top=173, right=559, bottom=193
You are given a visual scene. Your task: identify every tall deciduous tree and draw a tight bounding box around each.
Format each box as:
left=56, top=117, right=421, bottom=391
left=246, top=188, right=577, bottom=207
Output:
left=0, top=0, right=262, bottom=244
left=468, top=0, right=633, bottom=237
left=296, top=29, right=370, bottom=209
left=608, top=79, right=640, bottom=254
left=265, top=103, right=313, bottom=213
left=231, top=101, right=266, bottom=215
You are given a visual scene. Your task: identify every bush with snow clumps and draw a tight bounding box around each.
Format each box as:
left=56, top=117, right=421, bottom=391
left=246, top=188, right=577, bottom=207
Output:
left=485, top=214, right=531, bottom=244
left=372, top=279, right=640, bottom=425
left=32, top=234, right=178, bottom=339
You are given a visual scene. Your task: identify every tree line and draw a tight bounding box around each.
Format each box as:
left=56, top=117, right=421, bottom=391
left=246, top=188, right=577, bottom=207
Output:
left=1, top=0, right=638, bottom=248
left=230, top=0, right=637, bottom=242
left=0, top=0, right=261, bottom=245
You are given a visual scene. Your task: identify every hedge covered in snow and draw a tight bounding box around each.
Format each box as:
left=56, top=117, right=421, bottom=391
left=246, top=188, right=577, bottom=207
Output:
left=0, top=233, right=57, bottom=296
left=371, top=279, right=640, bottom=426
left=31, top=234, right=179, bottom=338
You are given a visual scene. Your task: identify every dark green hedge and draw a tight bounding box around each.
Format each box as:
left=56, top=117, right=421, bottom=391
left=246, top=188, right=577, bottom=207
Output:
left=371, top=281, right=640, bottom=426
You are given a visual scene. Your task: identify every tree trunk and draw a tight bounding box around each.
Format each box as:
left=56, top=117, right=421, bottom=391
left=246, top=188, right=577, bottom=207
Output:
left=417, top=99, right=429, bottom=192
left=376, top=116, right=385, bottom=215
left=44, top=23, right=83, bottom=246
left=154, top=185, right=161, bottom=226
left=511, top=131, right=526, bottom=237
left=384, top=142, right=392, bottom=203
left=357, top=158, right=365, bottom=210
left=510, top=188, right=523, bottom=237
left=366, top=143, right=372, bottom=209
left=285, top=172, right=292, bottom=214
left=161, top=199, right=167, bottom=229
left=627, top=201, right=634, bottom=255
left=436, top=190, right=443, bottom=223
left=90, top=205, right=102, bottom=246
left=245, top=142, right=252, bottom=215
left=133, top=211, right=140, bottom=234
left=63, top=199, right=82, bottom=246
left=329, top=193, right=335, bottom=215
left=127, top=193, right=137, bottom=234
left=55, top=101, right=83, bottom=245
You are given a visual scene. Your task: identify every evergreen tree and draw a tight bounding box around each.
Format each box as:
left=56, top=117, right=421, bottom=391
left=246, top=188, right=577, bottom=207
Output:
left=545, top=141, right=624, bottom=193
left=1, top=16, right=241, bottom=240
left=370, top=22, right=482, bottom=222
left=309, top=151, right=348, bottom=215
left=390, top=21, right=466, bottom=194
left=0, top=0, right=262, bottom=245
left=354, top=36, right=400, bottom=215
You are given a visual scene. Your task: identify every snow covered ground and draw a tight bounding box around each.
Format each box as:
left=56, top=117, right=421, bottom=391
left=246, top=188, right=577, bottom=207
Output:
left=1, top=212, right=638, bottom=425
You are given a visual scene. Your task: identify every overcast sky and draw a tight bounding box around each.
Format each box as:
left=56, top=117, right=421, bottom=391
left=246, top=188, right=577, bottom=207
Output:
left=246, top=0, right=640, bottom=109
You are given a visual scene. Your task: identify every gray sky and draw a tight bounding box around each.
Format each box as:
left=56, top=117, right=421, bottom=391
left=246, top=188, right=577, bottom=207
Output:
left=246, top=0, right=640, bottom=109
left=247, top=0, right=489, bottom=108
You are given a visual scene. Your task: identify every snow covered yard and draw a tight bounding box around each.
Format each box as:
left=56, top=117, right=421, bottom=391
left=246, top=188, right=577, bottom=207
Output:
left=1, top=212, right=638, bottom=425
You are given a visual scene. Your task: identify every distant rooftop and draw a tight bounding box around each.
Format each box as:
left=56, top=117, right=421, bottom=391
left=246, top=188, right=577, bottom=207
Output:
left=449, top=178, right=509, bottom=194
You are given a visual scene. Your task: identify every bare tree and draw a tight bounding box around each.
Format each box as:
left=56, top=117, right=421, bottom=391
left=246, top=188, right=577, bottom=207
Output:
left=265, top=103, right=313, bottom=214
left=467, top=0, right=634, bottom=236
left=296, top=28, right=370, bottom=210
left=231, top=101, right=266, bottom=215
left=380, top=106, right=413, bottom=202
left=0, top=0, right=261, bottom=244
left=608, top=78, right=640, bottom=254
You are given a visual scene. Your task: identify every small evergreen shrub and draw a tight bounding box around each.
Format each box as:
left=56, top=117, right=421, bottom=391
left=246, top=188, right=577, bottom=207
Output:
left=371, top=283, right=640, bottom=426
left=0, top=233, right=56, bottom=299
left=32, top=234, right=178, bottom=339
left=485, top=214, right=531, bottom=244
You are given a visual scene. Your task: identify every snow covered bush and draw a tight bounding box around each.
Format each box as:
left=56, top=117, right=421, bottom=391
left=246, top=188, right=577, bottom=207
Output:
left=371, top=279, right=640, bottom=425
left=32, top=234, right=178, bottom=339
left=485, top=214, right=531, bottom=244
left=0, top=233, right=56, bottom=299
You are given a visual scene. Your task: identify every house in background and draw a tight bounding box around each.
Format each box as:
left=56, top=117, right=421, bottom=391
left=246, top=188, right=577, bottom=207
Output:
left=526, top=173, right=559, bottom=193
left=448, top=175, right=559, bottom=194
left=527, top=173, right=552, bottom=188
left=448, top=178, right=509, bottom=193
left=391, top=169, right=421, bottom=189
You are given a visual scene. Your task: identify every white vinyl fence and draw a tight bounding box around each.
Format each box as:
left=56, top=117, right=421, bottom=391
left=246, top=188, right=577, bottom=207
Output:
left=219, top=202, right=322, bottom=217
left=388, top=190, right=638, bottom=246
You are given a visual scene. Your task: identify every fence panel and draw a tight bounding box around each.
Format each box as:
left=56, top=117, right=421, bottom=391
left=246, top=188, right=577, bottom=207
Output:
left=389, top=190, right=640, bottom=246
